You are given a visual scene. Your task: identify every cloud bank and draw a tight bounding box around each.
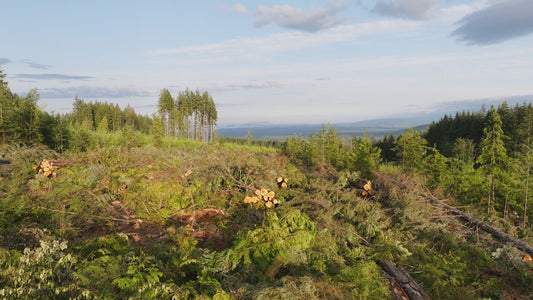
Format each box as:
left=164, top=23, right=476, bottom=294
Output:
left=39, top=86, right=153, bottom=99
left=0, top=58, right=12, bottom=65
left=253, top=2, right=349, bottom=32
left=21, top=59, right=54, bottom=70
left=373, top=0, right=436, bottom=20
left=452, top=0, right=533, bottom=45
left=14, top=73, right=94, bottom=80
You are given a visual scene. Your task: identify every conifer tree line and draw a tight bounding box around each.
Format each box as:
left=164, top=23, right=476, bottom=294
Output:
left=0, top=68, right=66, bottom=149
left=0, top=66, right=218, bottom=150
left=157, top=88, right=217, bottom=142
left=68, top=97, right=153, bottom=134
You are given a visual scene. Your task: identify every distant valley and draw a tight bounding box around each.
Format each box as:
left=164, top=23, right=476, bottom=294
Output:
left=215, top=118, right=430, bottom=139
left=216, top=96, right=533, bottom=139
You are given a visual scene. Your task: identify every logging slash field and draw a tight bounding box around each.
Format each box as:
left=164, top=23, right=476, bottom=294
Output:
left=0, top=142, right=532, bottom=299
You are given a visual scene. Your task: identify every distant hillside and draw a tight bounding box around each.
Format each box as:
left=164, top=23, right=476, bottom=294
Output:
left=216, top=118, right=431, bottom=139
left=216, top=96, right=533, bottom=139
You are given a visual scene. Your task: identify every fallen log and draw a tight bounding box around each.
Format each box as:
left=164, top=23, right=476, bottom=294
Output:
left=345, top=229, right=429, bottom=299
left=380, top=260, right=430, bottom=300
left=374, top=171, right=533, bottom=256
left=0, top=159, right=12, bottom=168
left=422, top=193, right=533, bottom=256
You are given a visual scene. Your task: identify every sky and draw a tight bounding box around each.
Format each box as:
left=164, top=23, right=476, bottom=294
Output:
left=1, top=0, right=533, bottom=125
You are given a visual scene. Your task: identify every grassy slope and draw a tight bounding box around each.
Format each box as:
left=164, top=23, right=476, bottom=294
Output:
left=0, top=141, right=532, bottom=299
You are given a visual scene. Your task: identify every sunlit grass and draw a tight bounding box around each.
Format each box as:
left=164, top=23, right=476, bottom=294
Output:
left=218, top=142, right=278, bottom=153
left=378, top=162, right=401, bottom=174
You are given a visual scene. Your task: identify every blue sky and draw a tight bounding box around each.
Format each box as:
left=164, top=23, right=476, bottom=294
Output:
left=2, top=0, right=533, bottom=125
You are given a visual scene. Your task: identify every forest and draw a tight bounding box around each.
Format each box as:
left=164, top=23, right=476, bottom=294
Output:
left=1, top=65, right=533, bottom=299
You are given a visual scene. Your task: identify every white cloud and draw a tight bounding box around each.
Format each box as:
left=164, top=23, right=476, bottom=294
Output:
left=150, top=18, right=417, bottom=63
left=437, top=0, right=490, bottom=22
left=373, top=0, right=436, bottom=20
left=223, top=3, right=249, bottom=14
left=254, top=2, right=349, bottom=32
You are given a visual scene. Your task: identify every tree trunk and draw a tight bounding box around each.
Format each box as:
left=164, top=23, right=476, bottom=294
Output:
left=525, top=162, right=530, bottom=229
left=380, top=260, right=430, bottom=300
left=422, top=192, right=533, bottom=256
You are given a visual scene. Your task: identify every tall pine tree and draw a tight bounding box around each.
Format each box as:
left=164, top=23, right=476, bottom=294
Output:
left=517, top=103, right=533, bottom=227
left=476, top=106, right=508, bottom=213
left=158, top=89, right=175, bottom=137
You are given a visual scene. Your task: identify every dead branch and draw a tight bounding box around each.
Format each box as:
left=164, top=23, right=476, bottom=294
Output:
left=422, top=192, right=533, bottom=256
left=380, top=260, right=430, bottom=300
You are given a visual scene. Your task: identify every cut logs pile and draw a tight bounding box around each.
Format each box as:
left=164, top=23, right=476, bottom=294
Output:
left=244, top=188, right=280, bottom=208
left=33, top=159, right=82, bottom=178
left=277, top=176, right=289, bottom=189
left=347, top=178, right=374, bottom=197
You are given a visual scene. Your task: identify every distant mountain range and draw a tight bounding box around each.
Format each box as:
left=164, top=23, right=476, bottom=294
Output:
left=215, top=95, right=533, bottom=139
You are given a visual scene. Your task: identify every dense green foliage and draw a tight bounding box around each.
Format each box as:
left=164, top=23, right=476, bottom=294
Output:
left=69, top=97, right=153, bottom=134
left=0, top=69, right=68, bottom=150
left=0, top=67, right=532, bottom=298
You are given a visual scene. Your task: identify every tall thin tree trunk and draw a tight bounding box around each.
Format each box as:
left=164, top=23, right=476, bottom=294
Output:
left=525, top=123, right=532, bottom=229
left=525, top=164, right=530, bottom=229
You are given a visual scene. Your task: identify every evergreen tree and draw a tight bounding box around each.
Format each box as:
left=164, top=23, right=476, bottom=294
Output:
left=424, top=146, right=449, bottom=187
left=451, top=138, right=476, bottom=166
left=175, top=89, right=217, bottom=142
left=0, top=67, right=11, bottom=143
left=375, top=133, right=396, bottom=162
left=158, top=89, right=175, bottom=137
left=150, top=115, right=165, bottom=148
left=394, top=128, right=427, bottom=171
left=350, top=132, right=382, bottom=179
left=97, top=115, right=109, bottom=132
left=476, top=106, right=508, bottom=213
left=517, top=103, right=533, bottom=228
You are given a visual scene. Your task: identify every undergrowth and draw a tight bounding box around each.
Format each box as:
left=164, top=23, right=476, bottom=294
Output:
left=0, top=142, right=531, bottom=299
